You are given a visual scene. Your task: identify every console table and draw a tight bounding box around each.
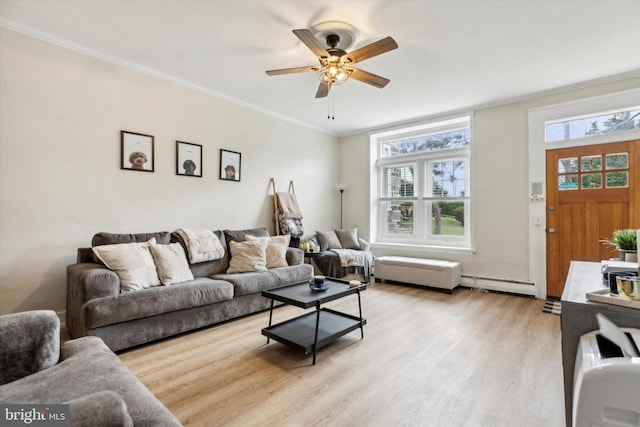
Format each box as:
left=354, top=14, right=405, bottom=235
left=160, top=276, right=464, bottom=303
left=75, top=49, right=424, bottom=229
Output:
left=560, top=261, right=640, bottom=427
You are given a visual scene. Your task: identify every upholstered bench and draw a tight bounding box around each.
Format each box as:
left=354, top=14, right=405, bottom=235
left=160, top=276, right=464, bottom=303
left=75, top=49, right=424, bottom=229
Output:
left=374, top=256, right=461, bottom=293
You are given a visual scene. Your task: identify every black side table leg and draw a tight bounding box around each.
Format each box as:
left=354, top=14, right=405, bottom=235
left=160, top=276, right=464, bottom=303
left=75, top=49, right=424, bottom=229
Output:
left=357, top=289, right=364, bottom=339
left=313, top=302, right=321, bottom=365
left=266, top=299, right=274, bottom=344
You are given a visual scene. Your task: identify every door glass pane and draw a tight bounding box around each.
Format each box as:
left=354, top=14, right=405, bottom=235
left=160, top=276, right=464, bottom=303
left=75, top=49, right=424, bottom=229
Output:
left=558, top=174, right=579, bottom=190
left=384, top=201, right=414, bottom=234
left=605, top=171, right=629, bottom=188
left=430, top=161, right=466, bottom=197
left=383, top=166, right=414, bottom=197
left=431, top=202, right=465, bottom=236
left=581, top=173, right=602, bottom=189
left=605, top=153, right=628, bottom=170
left=558, top=158, right=578, bottom=173
left=581, top=155, right=602, bottom=172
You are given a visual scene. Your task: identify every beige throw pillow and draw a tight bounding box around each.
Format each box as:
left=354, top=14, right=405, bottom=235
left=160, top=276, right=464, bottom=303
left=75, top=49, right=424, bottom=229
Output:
left=245, top=234, right=290, bottom=268
left=92, top=239, right=160, bottom=292
left=149, top=243, right=194, bottom=285
left=227, top=239, right=268, bottom=273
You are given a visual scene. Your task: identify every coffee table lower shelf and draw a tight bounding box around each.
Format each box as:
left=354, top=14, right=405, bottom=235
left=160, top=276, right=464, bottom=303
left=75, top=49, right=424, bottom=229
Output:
left=261, top=308, right=366, bottom=355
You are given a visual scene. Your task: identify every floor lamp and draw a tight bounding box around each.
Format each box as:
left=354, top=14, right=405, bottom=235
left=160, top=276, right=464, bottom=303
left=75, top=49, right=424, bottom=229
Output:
left=337, top=184, right=347, bottom=229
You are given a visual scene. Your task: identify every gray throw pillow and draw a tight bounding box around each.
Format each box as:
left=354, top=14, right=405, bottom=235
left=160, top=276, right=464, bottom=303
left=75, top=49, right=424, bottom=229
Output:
left=316, top=230, right=343, bottom=251
left=336, top=227, right=361, bottom=250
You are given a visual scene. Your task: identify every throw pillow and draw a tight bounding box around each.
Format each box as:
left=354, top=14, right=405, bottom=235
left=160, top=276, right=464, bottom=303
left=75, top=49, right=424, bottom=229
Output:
left=336, top=227, right=361, bottom=250
left=316, top=230, right=343, bottom=251
left=149, top=243, right=195, bottom=285
left=227, top=239, right=268, bottom=274
left=245, top=234, right=291, bottom=268
left=92, top=239, right=160, bottom=292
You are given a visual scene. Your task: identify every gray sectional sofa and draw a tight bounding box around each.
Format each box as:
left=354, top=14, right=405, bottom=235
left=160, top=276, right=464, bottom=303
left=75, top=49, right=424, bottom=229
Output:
left=0, top=310, right=182, bottom=426
left=66, top=228, right=313, bottom=351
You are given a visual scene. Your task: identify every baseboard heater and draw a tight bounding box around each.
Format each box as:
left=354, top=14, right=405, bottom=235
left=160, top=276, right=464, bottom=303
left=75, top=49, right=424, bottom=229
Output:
left=461, top=274, right=536, bottom=297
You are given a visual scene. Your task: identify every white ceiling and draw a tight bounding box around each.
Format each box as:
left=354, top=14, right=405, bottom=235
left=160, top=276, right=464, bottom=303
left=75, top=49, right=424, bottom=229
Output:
left=1, top=0, right=639, bottom=137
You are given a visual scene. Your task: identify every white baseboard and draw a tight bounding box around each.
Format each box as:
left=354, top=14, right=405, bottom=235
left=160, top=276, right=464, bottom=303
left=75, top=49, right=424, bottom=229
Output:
left=461, top=276, right=536, bottom=297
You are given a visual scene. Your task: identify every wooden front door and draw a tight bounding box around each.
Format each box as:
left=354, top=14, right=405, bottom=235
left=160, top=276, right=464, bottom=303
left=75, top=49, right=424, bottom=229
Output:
left=546, top=140, right=639, bottom=298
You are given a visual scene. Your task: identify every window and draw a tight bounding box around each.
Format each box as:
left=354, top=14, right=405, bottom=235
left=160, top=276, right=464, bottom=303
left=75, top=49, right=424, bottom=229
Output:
left=545, top=106, right=640, bottom=142
left=372, top=116, right=471, bottom=248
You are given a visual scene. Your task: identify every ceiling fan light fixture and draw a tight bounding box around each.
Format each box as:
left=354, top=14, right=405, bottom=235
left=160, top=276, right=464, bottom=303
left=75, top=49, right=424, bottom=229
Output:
left=317, top=62, right=350, bottom=85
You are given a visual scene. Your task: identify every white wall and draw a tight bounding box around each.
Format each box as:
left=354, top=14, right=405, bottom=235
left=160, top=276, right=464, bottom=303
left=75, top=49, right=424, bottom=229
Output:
left=339, top=76, right=640, bottom=296
left=0, top=28, right=338, bottom=315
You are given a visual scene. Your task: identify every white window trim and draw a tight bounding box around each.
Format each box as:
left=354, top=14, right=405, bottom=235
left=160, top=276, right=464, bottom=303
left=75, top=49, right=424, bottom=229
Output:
left=370, top=115, right=473, bottom=252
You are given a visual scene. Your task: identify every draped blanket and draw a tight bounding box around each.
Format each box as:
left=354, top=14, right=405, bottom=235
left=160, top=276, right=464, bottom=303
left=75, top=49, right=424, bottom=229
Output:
left=275, top=192, right=304, bottom=237
left=331, top=249, right=366, bottom=268
left=276, top=192, right=303, bottom=219
left=175, top=228, right=225, bottom=264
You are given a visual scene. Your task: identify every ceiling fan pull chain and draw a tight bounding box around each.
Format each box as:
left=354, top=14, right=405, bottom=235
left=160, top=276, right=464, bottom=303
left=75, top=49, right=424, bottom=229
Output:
left=327, top=94, right=331, bottom=119
left=332, top=95, right=335, bottom=120
left=328, top=94, right=335, bottom=120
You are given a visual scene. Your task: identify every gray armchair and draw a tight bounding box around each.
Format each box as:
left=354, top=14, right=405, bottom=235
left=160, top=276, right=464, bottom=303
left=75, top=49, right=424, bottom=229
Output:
left=0, top=310, right=60, bottom=386
left=309, top=228, right=375, bottom=283
left=0, top=310, right=181, bottom=426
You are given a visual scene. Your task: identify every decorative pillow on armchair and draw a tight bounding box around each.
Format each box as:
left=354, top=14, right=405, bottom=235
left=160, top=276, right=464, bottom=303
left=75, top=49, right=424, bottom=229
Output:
left=316, top=230, right=343, bottom=251
left=335, top=227, right=361, bottom=250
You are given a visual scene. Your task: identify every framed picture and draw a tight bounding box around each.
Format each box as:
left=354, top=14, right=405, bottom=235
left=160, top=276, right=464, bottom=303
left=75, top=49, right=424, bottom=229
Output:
left=176, top=141, right=202, bottom=177
left=220, top=149, right=241, bottom=182
left=121, top=130, right=154, bottom=172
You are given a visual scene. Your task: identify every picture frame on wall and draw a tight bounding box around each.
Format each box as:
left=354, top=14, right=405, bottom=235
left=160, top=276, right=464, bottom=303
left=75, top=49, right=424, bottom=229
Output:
left=121, top=130, right=154, bottom=172
left=176, top=141, right=203, bottom=177
left=220, top=149, right=241, bottom=182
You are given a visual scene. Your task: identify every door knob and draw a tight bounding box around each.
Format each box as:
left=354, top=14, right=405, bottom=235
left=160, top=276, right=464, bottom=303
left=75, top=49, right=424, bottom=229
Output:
left=548, top=228, right=556, bottom=233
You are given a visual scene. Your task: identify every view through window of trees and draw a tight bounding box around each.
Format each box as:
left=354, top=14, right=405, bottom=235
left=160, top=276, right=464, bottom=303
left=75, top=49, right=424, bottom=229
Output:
left=545, top=107, right=640, bottom=142
left=373, top=116, right=471, bottom=248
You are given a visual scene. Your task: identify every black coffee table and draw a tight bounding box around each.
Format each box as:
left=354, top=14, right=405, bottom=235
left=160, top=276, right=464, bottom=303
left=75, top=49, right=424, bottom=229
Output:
left=261, top=278, right=366, bottom=365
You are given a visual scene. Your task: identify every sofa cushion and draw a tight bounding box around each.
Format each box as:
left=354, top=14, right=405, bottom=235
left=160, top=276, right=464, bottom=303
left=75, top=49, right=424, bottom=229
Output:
left=173, top=230, right=230, bottom=277
left=149, top=242, right=194, bottom=285
left=213, top=263, right=314, bottom=296
left=227, top=240, right=268, bottom=274
left=92, top=231, right=172, bottom=246
left=245, top=234, right=290, bottom=268
left=92, top=240, right=161, bottom=291
left=316, top=230, right=343, bottom=251
left=223, top=227, right=269, bottom=253
left=83, top=278, right=234, bottom=328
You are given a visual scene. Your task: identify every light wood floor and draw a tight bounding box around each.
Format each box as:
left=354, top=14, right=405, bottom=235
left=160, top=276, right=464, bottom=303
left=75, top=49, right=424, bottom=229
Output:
left=119, top=283, right=565, bottom=427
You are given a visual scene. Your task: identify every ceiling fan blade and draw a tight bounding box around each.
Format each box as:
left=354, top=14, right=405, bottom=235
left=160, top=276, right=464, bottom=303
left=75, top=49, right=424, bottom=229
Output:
left=349, top=68, right=390, bottom=88
left=265, top=66, right=318, bottom=76
left=315, top=82, right=330, bottom=98
left=344, top=37, right=398, bottom=64
left=293, top=29, right=330, bottom=59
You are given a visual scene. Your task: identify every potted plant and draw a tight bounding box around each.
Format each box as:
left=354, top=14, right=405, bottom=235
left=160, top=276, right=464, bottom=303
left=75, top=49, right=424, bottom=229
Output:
left=600, top=229, right=638, bottom=262
left=299, top=238, right=311, bottom=253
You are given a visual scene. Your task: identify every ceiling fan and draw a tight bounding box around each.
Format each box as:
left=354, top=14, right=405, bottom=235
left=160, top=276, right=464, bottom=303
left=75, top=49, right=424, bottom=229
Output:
left=265, top=24, right=398, bottom=98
